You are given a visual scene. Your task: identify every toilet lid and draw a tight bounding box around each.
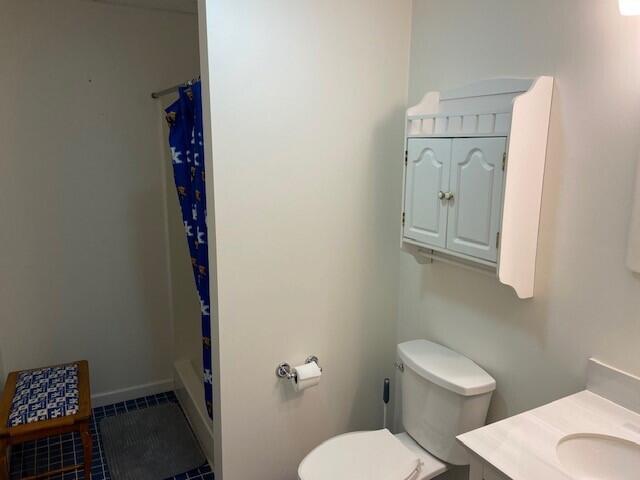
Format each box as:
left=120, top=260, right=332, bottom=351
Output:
left=298, top=429, right=423, bottom=480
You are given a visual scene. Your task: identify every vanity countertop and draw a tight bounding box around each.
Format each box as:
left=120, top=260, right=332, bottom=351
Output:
left=457, top=390, right=640, bottom=480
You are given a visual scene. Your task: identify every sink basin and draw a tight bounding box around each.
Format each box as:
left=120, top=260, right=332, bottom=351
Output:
left=556, top=433, right=640, bottom=479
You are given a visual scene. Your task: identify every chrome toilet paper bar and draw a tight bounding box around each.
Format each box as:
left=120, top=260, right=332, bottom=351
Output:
left=276, top=356, right=322, bottom=380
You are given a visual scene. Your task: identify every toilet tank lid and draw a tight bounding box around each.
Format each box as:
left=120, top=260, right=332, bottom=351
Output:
left=397, top=340, right=496, bottom=396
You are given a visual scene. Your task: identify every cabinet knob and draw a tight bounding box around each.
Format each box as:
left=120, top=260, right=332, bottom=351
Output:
left=438, top=191, right=445, bottom=199
left=444, top=191, right=454, bottom=201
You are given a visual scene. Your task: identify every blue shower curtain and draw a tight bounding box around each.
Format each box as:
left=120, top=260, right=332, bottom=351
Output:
left=165, top=81, right=213, bottom=419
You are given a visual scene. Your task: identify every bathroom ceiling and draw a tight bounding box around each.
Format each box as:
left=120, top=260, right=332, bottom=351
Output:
left=83, top=0, right=197, bottom=14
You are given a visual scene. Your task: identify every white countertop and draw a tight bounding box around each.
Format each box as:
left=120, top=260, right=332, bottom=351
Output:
left=457, top=390, right=640, bottom=480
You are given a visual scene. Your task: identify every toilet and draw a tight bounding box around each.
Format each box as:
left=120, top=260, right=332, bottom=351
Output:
left=298, top=340, right=496, bottom=480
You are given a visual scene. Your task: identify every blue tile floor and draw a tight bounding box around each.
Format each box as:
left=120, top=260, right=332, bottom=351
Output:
left=9, top=391, right=213, bottom=480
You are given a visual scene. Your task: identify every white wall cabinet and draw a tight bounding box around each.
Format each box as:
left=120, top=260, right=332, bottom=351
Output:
left=401, top=78, right=554, bottom=298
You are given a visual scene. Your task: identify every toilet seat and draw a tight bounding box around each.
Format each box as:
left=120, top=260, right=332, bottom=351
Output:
left=298, top=429, right=448, bottom=480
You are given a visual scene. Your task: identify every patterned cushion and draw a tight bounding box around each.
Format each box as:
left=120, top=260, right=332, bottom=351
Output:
left=7, top=364, right=80, bottom=427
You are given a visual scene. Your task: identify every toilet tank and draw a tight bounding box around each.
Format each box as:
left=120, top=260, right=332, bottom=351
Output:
left=398, top=340, right=496, bottom=465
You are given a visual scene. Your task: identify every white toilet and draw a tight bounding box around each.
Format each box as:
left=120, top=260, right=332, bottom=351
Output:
left=298, top=340, right=496, bottom=480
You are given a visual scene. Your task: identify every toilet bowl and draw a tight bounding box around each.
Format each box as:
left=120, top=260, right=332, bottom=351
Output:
left=298, top=429, right=447, bottom=480
left=298, top=340, right=496, bottom=480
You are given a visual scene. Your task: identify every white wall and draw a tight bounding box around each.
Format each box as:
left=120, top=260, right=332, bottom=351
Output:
left=201, top=1, right=412, bottom=478
left=0, top=0, right=199, bottom=397
left=400, top=0, right=640, bottom=430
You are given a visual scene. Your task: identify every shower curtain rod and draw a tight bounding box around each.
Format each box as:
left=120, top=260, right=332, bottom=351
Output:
left=151, top=77, right=199, bottom=99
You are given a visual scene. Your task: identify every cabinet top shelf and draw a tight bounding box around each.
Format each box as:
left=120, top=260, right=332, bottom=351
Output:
left=406, top=78, right=537, bottom=139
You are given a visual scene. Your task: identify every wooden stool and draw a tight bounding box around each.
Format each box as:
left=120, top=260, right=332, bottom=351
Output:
left=0, top=361, right=92, bottom=480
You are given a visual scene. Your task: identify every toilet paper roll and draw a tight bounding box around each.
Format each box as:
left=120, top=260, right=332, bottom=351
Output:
left=292, top=361, right=322, bottom=392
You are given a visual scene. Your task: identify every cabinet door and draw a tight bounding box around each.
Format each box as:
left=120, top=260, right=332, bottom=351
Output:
left=447, top=138, right=506, bottom=262
left=403, top=138, right=451, bottom=248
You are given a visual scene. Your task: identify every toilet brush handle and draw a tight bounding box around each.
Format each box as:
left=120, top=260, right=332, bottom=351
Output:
left=383, top=378, right=390, bottom=404
left=383, top=378, right=390, bottom=429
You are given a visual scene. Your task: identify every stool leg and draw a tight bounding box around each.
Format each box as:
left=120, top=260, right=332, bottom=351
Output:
left=0, top=438, right=9, bottom=480
left=81, top=424, right=92, bottom=480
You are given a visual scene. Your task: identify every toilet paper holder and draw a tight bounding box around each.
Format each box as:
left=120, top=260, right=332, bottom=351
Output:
left=276, top=356, right=322, bottom=380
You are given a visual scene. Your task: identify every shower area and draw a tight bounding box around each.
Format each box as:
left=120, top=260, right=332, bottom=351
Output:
left=156, top=81, right=215, bottom=461
left=2, top=0, right=214, bottom=471
left=105, top=0, right=215, bottom=464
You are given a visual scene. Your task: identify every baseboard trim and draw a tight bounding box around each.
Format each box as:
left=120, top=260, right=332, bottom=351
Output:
left=91, top=378, right=175, bottom=407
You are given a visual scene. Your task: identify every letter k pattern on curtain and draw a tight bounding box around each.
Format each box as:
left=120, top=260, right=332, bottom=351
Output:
left=165, top=81, right=213, bottom=419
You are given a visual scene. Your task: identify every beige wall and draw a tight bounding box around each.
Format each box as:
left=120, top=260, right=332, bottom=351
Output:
left=400, top=0, right=640, bottom=430
left=0, top=0, right=199, bottom=396
left=202, top=1, right=412, bottom=478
